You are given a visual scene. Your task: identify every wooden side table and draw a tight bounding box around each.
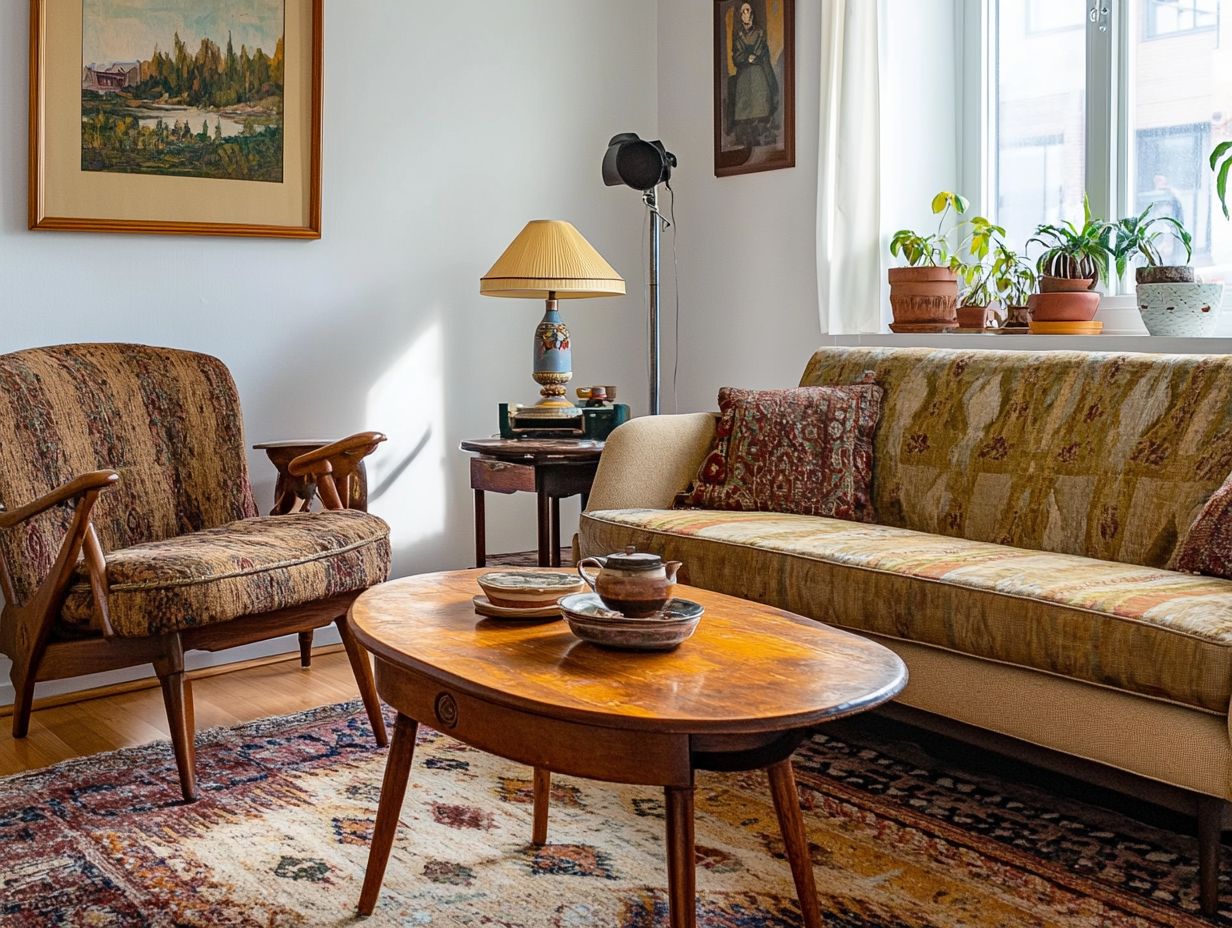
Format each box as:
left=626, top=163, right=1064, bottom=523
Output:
left=254, top=440, right=369, bottom=514
left=460, top=438, right=604, bottom=568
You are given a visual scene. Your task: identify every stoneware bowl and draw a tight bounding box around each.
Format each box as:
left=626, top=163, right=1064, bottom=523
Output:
left=558, top=593, right=704, bottom=651
left=1138, top=282, right=1224, bottom=337
left=476, top=571, right=584, bottom=609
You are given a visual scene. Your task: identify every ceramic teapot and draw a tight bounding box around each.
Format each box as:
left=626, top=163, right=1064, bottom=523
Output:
left=576, top=546, right=683, bottom=617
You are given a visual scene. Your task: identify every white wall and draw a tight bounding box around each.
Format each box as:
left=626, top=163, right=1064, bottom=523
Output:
left=655, top=0, right=825, bottom=413
left=0, top=0, right=657, bottom=705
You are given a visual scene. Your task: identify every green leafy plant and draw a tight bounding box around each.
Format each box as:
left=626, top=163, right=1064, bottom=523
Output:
left=956, top=217, right=1009, bottom=307
left=1026, top=195, right=1114, bottom=284
left=990, top=246, right=1037, bottom=306
left=889, top=191, right=971, bottom=268
left=1211, top=141, right=1232, bottom=220
left=1111, top=203, right=1192, bottom=278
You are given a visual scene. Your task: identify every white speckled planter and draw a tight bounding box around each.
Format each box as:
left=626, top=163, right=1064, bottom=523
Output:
left=1137, top=282, right=1224, bottom=337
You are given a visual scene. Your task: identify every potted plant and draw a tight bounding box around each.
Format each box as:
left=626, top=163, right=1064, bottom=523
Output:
left=1025, top=196, right=1113, bottom=321
left=991, top=245, right=1037, bottom=327
left=888, top=191, right=972, bottom=332
left=955, top=217, right=1009, bottom=330
left=1115, top=204, right=1222, bottom=336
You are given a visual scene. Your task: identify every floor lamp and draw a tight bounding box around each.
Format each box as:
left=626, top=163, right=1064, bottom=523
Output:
left=603, top=134, right=677, bottom=416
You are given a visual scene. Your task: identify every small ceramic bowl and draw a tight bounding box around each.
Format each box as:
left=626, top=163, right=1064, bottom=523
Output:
left=477, top=571, right=584, bottom=609
left=558, top=593, right=704, bottom=651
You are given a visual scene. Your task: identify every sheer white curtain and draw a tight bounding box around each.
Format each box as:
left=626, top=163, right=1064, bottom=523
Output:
left=816, top=0, right=883, bottom=334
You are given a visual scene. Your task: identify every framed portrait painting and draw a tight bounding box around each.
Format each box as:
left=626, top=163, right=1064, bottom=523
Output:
left=713, top=0, right=795, bottom=178
left=29, top=0, right=323, bottom=238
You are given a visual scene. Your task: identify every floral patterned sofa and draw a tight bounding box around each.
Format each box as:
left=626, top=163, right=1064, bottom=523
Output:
left=579, top=346, right=1232, bottom=910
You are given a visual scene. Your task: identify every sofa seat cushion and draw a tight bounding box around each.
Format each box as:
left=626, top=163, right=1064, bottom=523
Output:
left=60, top=510, right=392, bottom=639
left=581, top=508, right=1232, bottom=713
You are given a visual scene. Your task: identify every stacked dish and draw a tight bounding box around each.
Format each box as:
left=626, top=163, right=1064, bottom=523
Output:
left=473, top=571, right=583, bottom=619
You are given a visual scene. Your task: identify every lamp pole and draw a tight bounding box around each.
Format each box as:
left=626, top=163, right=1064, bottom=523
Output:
left=645, top=186, right=661, bottom=416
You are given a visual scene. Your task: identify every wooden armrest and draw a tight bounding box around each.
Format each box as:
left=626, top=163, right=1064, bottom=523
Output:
left=0, top=470, right=119, bottom=529
left=288, top=432, right=386, bottom=477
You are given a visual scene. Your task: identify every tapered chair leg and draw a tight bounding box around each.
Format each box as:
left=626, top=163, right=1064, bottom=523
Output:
left=336, top=615, right=388, bottom=746
left=158, top=668, right=198, bottom=802
left=532, top=767, right=551, bottom=846
left=1198, top=795, right=1226, bottom=916
left=298, top=630, right=314, bottom=668
left=10, top=670, right=35, bottom=739
left=155, top=635, right=198, bottom=802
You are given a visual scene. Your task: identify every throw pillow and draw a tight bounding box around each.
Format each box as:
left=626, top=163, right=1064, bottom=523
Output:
left=683, top=380, right=882, bottom=521
left=1171, top=475, right=1232, bottom=576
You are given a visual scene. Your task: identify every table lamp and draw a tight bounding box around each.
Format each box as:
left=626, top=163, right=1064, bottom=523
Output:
left=480, top=220, right=625, bottom=422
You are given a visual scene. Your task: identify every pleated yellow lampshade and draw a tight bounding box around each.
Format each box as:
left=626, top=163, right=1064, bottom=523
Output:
left=480, top=220, right=626, bottom=299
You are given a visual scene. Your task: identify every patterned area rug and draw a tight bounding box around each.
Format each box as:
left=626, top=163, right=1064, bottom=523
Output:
left=0, top=701, right=1222, bottom=926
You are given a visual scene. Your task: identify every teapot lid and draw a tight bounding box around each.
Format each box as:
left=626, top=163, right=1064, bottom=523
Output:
left=605, top=546, right=663, bottom=571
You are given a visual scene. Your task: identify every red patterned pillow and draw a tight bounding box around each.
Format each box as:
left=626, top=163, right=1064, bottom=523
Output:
left=1171, top=477, right=1232, bottom=576
left=683, top=382, right=882, bottom=521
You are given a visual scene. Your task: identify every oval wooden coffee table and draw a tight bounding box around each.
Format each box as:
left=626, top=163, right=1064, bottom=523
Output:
left=350, top=569, right=907, bottom=927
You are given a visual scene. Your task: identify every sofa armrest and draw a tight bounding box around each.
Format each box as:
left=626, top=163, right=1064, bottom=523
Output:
left=585, top=413, right=716, bottom=512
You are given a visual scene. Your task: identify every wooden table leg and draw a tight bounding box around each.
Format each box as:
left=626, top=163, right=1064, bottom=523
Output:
left=532, top=767, right=551, bottom=846
left=768, top=760, right=821, bottom=928
left=358, top=713, right=419, bottom=916
left=550, top=497, right=562, bottom=567
left=665, top=785, right=696, bottom=928
left=474, top=489, right=486, bottom=568
left=536, top=491, right=551, bottom=567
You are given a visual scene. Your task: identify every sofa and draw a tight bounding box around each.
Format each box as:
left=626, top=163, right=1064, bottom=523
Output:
left=579, top=346, right=1232, bottom=912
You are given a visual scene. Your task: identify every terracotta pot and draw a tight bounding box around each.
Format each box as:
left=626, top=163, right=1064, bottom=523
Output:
left=956, top=303, right=1003, bottom=329
left=1005, top=304, right=1031, bottom=327
left=1039, top=275, right=1098, bottom=293
left=1027, top=291, right=1101, bottom=322
left=888, top=267, right=958, bottom=330
left=1136, top=265, right=1195, bottom=285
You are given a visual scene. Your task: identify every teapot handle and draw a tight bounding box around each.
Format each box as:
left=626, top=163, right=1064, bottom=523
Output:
left=576, top=556, right=606, bottom=592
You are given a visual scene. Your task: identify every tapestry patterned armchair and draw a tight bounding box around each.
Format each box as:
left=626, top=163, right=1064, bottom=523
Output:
left=0, top=344, right=391, bottom=801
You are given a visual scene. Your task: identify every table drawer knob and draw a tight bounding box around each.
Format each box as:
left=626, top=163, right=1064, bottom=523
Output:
left=434, top=692, right=459, bottom=729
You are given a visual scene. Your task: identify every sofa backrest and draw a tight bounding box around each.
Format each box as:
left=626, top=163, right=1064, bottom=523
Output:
left=0, top=344, right=258, bottom=606
left=800, top=346, right=1232, bottom=568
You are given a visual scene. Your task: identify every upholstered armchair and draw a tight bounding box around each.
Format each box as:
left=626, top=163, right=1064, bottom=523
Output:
left=0, top=344, right=392, bottom=801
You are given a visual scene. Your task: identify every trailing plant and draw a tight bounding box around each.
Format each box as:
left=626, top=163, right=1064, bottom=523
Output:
left=1026, top=195, right=1114, bottom=284
left=1111, top=203, right=1192, bottom=278
left=889, top=191, right=971, bottom=268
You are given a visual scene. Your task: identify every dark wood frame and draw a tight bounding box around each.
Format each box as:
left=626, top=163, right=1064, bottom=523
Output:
left=28, top=0, right=324, bottom=239
left=713, top=0, right=795, bottom=177
left=0, top=432, right=389, bottom=802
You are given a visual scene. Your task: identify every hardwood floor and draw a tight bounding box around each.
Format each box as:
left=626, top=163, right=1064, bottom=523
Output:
left=0, top=648, right=362, bottom=777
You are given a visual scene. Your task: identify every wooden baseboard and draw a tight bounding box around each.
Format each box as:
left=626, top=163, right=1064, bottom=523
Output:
left=0, top=644, right=345, bottom=719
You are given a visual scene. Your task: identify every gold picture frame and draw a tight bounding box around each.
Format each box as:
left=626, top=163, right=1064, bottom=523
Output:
left=29, top=0, right=323, bottom=238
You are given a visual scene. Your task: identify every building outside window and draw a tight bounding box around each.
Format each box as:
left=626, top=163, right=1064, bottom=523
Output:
left=978, top=0, right=1230, bottom=289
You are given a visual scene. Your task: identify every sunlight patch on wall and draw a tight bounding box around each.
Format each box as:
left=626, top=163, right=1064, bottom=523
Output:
left=365, top=319, right=445, bottom=550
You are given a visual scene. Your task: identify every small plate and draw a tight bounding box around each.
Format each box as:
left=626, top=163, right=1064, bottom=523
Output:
left=477, top=571, right=584, bottom=608
left=558, top=593, right=704, bottom=651
left=472, top=595, right=562, bottom=620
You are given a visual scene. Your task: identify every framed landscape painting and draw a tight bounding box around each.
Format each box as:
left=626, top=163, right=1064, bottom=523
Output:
left=713, top=0, right=795, bottom=177
left=29, top=0, right=323, bottom=238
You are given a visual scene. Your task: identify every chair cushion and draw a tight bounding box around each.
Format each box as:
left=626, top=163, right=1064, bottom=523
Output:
left=580, top=508, right=1232, bottom=713
left=683, top=384, right=881, bottom=521
left=60, top=510, right=391, bottom=638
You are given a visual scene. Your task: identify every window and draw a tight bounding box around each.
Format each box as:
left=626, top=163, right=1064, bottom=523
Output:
left=1026, top=0, right=1086, bottom=32
left=1145, top=0, right=1218, bottom=38
left=994, top=0, right=1086, bottom=248
left=975, top=0, right=1230, bottom=289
